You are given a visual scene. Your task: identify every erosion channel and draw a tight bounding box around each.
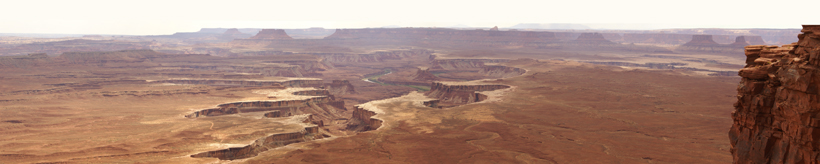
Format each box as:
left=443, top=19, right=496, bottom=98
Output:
left=189, top=66, right=522, bottom=161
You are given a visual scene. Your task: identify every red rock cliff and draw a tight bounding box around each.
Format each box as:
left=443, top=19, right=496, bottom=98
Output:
left=347, top=106, right=382, bottom=132
left=730, top=25, right=820, bottom=163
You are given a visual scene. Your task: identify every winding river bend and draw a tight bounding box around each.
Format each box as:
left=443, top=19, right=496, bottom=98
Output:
left=362, top=69, right=431, bottom=91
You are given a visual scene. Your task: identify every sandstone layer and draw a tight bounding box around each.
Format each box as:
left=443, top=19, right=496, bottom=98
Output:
left=730, top=25, right=820, bottom=163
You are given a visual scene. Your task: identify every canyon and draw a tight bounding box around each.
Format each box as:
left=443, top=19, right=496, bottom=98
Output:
left=0, top=25, right=798, bottom=163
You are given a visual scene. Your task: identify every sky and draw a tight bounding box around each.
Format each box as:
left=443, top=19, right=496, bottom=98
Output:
left=0, top=0, right=817, bottom=35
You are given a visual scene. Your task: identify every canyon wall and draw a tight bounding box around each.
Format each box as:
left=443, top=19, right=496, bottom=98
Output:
left=430, top=58, right=509, bottom=70
left=191, top=126, right=324, bottom=160
left=425, top=82, right=510, bottom=106
left=479, top=65, right=527, bottom=78
left=730, top=25, right=820, bottom=163
left=347, top=106, right=382, bottom=132
left=185, top=96, right=339, bottom=117
left=430, top=59, right=484, bottom=70
left=321, top=80, right=356, bottom=95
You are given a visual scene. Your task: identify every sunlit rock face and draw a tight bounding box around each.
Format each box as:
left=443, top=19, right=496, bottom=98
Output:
left=730, top=25, right=820, bottom=163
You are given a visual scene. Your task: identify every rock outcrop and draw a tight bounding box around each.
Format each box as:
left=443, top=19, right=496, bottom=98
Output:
left=346, top=106, right=382, bottom=132
left=425, top=82, right=510, bottom=106
left=249, top=29, right=293, bottom=40
left=730, top=25, right=820, bottom=163
left=411, top=68, right=439, bottom=81
left=429, top=58, right=510, bottom=70
left=479, top=65, right=527, bottom=78
left=185, top=96, right=343, bottom=118
left=321, top=80, right=357, bottom=95
left=191, top=126, right=324, bottom=160
left=185, top=87, right=347, bottom=126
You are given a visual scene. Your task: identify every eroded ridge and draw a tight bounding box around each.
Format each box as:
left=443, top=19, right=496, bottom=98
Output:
left=190, top=115, right=325, bottom=160
left=185, top=87, right=345, bottom=160
left=185, top=87, right=345, bottom=119
left=730, top=25, right=820, bottom=163
left=346, top=80, right=515, bottom=133
left=425, top=81, right=511, bottom=107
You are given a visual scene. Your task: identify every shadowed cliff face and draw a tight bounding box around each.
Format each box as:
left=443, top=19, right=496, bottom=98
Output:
left=191, top=126, right=324, bottom=160
left=479, top=65, right=527, bottom=78
left=323, top=80, right=356, bottom=95
left=347, top=106, right=382, bottom=132
left=425, top=82, right=510, bottom=107
left=730, top=25, right=820, bottom=163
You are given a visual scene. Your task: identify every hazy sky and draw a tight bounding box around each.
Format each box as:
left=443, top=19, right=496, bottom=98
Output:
left=1, top=0, right=817, bottom=35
